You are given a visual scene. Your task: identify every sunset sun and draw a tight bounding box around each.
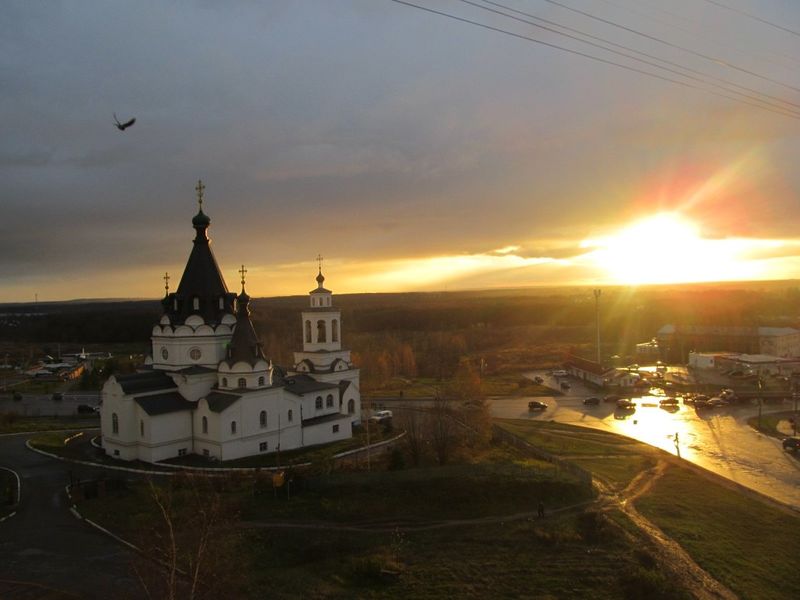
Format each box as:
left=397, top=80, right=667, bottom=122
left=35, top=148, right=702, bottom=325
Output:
left=583, top=213, right=761, bottom=285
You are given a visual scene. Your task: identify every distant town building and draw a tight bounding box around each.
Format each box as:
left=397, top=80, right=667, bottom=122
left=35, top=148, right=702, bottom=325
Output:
left=657, top=324, right=800, bottom=362
left=689, top=351, right=800, bottom=377
left=100, top=184, right=361, bottom=463
left=564, top=354, right=642, bottom=389
left=635, top=339, right=660, bottom=358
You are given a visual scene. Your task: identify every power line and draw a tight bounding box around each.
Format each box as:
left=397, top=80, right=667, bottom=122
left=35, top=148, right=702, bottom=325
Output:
left=534, top=0, right=800, bottom=94
left=699, top=0, right=800, bottom=38
left=386, top=0, right=800, bottom=120
left=470, top=0, right=800, bottom=114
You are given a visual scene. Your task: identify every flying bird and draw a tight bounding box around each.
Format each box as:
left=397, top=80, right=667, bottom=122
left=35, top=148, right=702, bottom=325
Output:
left=113, top=113, right=136, bottom=131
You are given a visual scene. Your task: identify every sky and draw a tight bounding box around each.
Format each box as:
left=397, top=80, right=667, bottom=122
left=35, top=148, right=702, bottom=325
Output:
left=2, top=0, right=800, bottom=302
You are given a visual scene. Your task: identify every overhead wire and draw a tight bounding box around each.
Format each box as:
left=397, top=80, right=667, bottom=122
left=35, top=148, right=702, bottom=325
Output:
left=470, top=0, right=800, bottom=114
left=699, top=0, right=800, bottom=39
left=386, top=0, right=800, bottom=120
left=532, top=0, right=800, bottom=94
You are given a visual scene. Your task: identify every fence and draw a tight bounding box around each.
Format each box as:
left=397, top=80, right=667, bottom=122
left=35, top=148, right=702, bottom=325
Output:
left=492, top=424, right=593, bottom=491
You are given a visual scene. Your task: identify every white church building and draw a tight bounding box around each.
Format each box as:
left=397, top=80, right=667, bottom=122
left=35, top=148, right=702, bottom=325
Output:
left=100, top=182, right=361, bottom=463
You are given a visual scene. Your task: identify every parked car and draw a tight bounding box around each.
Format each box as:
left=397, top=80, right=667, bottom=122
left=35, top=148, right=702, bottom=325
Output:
left=77, top=404, right=98, bottom=415
left=552, top=369, right=568, bottom=377
left=707, top=397, right=729, bottom=408
left=782, top=437, right=800, bottom=451
left=659, top=397, right=679, bottom=406
left=583, top=397, right=600, bottom=406
left=616, top=398, right=635, bottom=410
left=560, top=382, right=571, bottom=391
left=533, top=376, right=544, bottom=384
left=52, top=392, right=63, bottom=401
left=528, top=400, right=548, bottom=411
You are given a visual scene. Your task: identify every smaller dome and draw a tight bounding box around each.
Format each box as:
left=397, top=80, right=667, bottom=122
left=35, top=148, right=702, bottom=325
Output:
left=192, top=209, right=211, bottom=229
left=316, top=270, right=325, bottom=286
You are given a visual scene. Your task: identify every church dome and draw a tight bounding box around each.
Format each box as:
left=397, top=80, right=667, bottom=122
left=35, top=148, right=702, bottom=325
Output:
left=192, top=209, right=211, bottom=229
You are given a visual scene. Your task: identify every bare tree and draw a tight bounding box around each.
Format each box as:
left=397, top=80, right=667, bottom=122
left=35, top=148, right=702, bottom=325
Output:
left=430, top=394, right=458, bottom=465
left=400, top=408, right=425, bottom=466
left=132, top=474, right=242, bottom=600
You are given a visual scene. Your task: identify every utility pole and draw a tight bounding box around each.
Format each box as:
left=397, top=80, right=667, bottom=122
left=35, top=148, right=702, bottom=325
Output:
left=593, top=289, right=602, bottom=365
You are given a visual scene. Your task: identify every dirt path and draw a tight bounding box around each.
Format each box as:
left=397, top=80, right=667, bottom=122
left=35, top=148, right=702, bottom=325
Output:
left=609, top=459, right=738, bottom=600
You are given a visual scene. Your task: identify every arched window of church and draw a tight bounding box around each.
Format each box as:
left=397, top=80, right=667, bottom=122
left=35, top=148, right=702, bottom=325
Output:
left=238, top=377, right=247, bottom=389
left=326, top=394, right=334, bottom=408
left=222, top=377, right=228, bottom=388
left=288, top=409, right=293, bottom=422
left=305, top=320, right=312, bottom=343
left=112, top=413, right=119, bottom=434
left=332, top=319, right=339, bottom=342
left=202, top=416, right=208, bottom=434
left=231, top=421, right=237, bottom=435
left=348, top=399, right=355, bottom=414
left=260, top=410, right=267, bottom=428
left=140, top=420, right=144, bottom=437
left=258, top=376, right=265, bottom=386
left=193, top=297, right=200, bottom=310
left=315, top=396, right=322, bottom=410
left=317, top=320, right=326, bottom=343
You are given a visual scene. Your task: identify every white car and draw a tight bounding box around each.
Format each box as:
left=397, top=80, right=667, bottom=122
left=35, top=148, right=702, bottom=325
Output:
left=552, top=370, right=568, bottom=377
left=369, top=410, right=393, bottom=422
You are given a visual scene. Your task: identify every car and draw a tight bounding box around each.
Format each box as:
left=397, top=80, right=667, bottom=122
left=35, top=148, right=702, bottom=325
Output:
left=707, top=397, right=729, bottom=408
left=52, top=392, right=63, bottom=401
left=559, top=382, right=571, bottom=390
left=783, top=437, right=800, bottom=451
left=552, top=370, right=568, bottom=377
left=77, top=404, right=98, bottom=415
left=369, top=410, right=393, bottom=423
left=659, top=397, right=678, bottom=406
left=616, top=398, right=635, bottom=410
left=583, top=397, right=600, bottom=405
left=533, top=376, right=544, bottom=384
left=528, top=400, right=547, bottom=411
left=603, top=394, right=621, bottom=403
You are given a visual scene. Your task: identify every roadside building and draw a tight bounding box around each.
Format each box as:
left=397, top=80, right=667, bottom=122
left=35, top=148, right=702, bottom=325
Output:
left=656, top=324, right=800, bottom=362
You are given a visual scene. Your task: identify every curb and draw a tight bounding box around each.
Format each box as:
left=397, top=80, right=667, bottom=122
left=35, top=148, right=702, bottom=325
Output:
left=65, top=484, right=141, bottom=552
left=25, top=431, right=407, bottom=476
left=0, top=465, right=22, bottom=523
left=0, top=427, right=98, bottom=438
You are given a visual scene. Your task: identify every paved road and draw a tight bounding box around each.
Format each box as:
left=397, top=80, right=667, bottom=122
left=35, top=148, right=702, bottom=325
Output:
left=0, top=393, right=101, bottom=417
left=0, top=431, right=140, bottom=599
left=490, top=380, right=800, bottom=509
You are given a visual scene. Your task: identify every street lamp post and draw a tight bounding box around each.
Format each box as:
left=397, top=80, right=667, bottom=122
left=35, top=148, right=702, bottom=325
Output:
left=593, top=289, right=602, bottom=365
left=757, top=373, right=763, bottom=431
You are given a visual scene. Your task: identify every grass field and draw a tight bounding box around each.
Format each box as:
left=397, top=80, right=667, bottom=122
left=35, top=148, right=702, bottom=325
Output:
left=75, top=451, right=683, bottom=599
left=0, top=414, right=99, bottom=434
left=637, top=466, right=800, bottom=600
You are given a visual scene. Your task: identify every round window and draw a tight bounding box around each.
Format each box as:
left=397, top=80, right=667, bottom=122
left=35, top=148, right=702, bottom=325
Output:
left=161, top=347, right=169, bottom=360
left=190, top=347, right=202, bottom=361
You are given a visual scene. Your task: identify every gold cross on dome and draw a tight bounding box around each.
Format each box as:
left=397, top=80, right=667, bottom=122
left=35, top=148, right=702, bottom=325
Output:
left=316, top=254, right=323, bottom=272
left=163, top=272, right=170, bottom=294
left=239, top=264, right=247, bottom=288
left=195, top=179, right=205, bottom=210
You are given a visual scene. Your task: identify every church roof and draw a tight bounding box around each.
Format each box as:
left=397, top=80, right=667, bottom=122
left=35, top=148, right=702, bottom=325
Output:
left=162, top=185, right=237, bottom=325
left=282, top=373, right=340, bottom=396
left=134, top=391, right=194, bottom=415
left=116, top=371, right=177, bottom=395
left=175, top=365, right=217, bottom=375
left=206, top=391, right=241, bottom=413
left=301, top=412, right=350, bottom=427
left=223, top=288, right=266, bottom=367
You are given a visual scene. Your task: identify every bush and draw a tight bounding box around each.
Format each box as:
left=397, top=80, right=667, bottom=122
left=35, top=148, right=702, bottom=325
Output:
left=619, top=567, right=688, bottom=600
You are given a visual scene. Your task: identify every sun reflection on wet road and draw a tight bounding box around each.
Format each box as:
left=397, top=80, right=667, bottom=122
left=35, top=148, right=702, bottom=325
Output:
left=490, top=394, right=800, bottom=508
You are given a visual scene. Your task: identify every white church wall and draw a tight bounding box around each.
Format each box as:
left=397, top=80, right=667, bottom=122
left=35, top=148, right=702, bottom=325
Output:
left=175, top=372, right=217, bottom=402
left=303, top=415, right=351, bottom=446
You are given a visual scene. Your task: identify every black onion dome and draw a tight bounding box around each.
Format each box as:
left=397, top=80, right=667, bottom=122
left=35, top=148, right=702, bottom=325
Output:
left=192, top=209, right=211, bottom=229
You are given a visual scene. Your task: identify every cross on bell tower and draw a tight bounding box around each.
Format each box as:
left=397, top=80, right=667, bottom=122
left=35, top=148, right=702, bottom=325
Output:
left=163, top=272, right=170, bottom=296
left=316, top=254, right=323, bottom=273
